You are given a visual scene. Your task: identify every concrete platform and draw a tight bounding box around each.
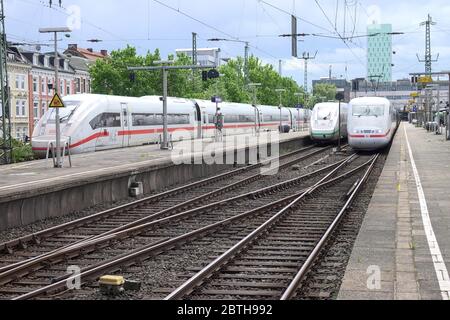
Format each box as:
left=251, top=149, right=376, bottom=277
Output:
left=339, top=122, right=450, bottom=300
left=0, top=131, right=310, bottom=230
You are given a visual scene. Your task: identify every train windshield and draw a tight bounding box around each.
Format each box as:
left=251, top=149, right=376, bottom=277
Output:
left=47, top=101, right=81, bottom=123
left=316, top=105, right=336, bottom=120
left=352, top=105, right=385, bottom=117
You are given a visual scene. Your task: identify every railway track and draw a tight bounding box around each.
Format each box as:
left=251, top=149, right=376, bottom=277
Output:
left=0, top=151, right=377, bottom=300
left=0, top=145, right=349, bottom=299
left=162, top=154, right=379, bottom=300
left=0, top=145, right=328, bottom=259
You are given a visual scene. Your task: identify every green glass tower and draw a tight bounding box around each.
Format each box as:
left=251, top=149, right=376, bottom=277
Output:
left=367, top=23, right=392, bottom=82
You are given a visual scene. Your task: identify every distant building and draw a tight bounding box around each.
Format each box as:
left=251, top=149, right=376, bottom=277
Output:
left=312, top=78, right=352, bottom=102
left=64, top=44, right=108, bottom=61
left=367, top=23, right=393, bottom=82
left=7, top=47, right=31, bottom=141
left=350, top=78, right=449, bottom=111
left=175, top=48, right=221, bottom=67
left=20, top=50, right=93, bottom=136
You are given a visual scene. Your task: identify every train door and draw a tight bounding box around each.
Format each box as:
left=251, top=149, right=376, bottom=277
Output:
left=253, top=105, right=261, bottom=133
left=202, top=111, right=209, bottom=138
left=194, top=102, right=202, bottom=139
left=121, top=103, right=131, bottom=147
left=287, top=109, right=293, bottom=129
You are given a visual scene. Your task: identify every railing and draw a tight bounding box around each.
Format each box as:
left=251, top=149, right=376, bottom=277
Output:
left=45, top=137, right=72, bottom=168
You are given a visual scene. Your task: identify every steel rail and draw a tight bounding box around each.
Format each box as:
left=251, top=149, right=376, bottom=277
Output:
left=0, top=150, right=339, bottom=283
left=164, top=155, right=376, bottom=300
left=12, top=154, right=368, bottom=300
left=280, top=154, right=380, bottom=300
left=0, top=145, right=324, bottom=254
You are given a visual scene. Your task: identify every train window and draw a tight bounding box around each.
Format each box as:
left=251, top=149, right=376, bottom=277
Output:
left=238, top=115, right=256, bottom=122
left=132, top=113, right=190, bottom=126
left=352, top=105, right=385, bottom=117
left=90, top=113, right=121, bottom=130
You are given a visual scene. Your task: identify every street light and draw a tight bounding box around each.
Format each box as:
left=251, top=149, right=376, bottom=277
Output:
left=336, top=89, right=345, bottom=152
left=154, top=60, right=174, bottom=150
left=39, top=27, right=71, bottom=168
left=208, top=38, right=250, bottom=84
left=294, top=92, right=303, bottom=131
left=275, top=89, right=286, bottom=133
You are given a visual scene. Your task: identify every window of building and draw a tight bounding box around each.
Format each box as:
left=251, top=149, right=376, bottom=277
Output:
left=15, top=100, right=20, bottom=116
left=67, top=81, right=71, bottom=95
left=33, top=101, right=39, bottom=119
left=87, top=80, right=91, bottom=93
left=81, top=78, right=85, bottom=93
left=42, top=79, right=46, bottom=95
left=15, top=75, right=25, bottom=90
left=33, top=77, right=38, bottom=93
left=42, top=102, right=47, bottom=116
left=21, top=100, right=26, bottom=116
left=60, top=79, right=64, bottom=95
left=76, top=78, right=81, bottom=93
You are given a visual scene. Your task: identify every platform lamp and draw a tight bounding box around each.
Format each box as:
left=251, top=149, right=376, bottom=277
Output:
left=275, top=89, right=286, bottom=133
left=39, top=27, right=72, bottom=168
left=336, top=89, right=345, bottom=152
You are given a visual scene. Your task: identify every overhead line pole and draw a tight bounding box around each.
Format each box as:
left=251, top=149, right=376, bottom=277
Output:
left=0, top=0, right=11, bottom=165
left=128, top=64, right=216, bottom=150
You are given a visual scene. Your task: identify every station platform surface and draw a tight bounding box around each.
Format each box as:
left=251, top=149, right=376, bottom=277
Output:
left=0, top=130, right=308, bottom=200
left=338, top=122, right=450, bottom=300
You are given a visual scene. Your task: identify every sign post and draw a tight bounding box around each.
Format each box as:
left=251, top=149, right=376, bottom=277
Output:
left=39, top=27, right=71, bottom=168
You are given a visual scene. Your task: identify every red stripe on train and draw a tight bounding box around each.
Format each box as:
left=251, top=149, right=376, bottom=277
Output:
left=33, top=122, right=289, bottom=151
left=349, top=129, right=391, bottom=139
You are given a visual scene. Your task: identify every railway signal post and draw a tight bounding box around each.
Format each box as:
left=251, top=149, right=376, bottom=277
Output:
left=39, top=27, right=71, bottom=168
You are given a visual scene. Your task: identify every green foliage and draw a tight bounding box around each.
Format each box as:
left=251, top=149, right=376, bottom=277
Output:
left=90, top=46, right=307, bottom=108
left=308, top=83, right=338, bottom=108
left=0, top=138, right=34, bottom=163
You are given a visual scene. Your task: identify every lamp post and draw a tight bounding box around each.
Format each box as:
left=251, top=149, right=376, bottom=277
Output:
left=294, top=92, right=303, bottom=131
left=275, top=89, right=286, bottom=133
left=208, top=38, right=250, bottom=84
left=39, top=27, right=71, bottom=168
left=336, top=89, right=345, bottom=152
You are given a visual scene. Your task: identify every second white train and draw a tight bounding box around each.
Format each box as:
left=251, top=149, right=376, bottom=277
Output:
left=347, top=97, right=398, bottom=150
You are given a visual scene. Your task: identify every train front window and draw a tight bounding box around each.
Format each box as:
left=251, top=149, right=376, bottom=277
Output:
left=353, top=105, right=385, bottom=117
left=316, top=106, right=333, bottom=120
left=47, top=101, right=80, bottom=123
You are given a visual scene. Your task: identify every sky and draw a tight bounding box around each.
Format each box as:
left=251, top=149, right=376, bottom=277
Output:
left=5, top=0, right=450, bottom=89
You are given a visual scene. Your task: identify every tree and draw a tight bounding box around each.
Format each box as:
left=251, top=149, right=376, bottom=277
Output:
left=307, top=83, right=337, bottom=108
left=90, top=46, right=306, bottom=109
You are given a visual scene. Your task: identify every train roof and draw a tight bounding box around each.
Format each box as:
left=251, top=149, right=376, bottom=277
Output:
left=350, top=97, right=390, bottom=106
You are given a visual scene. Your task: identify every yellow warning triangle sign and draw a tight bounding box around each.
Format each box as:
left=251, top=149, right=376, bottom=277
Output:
left=49, top=93, right=65, bottom=108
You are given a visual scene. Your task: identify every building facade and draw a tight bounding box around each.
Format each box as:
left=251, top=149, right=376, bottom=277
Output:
left=175, top=48, right=221, bottom=67
left=367, top=23, right=393, bottom=82
left=7, top=48, right=31, bottom=141
left=21, top=50, right=92, bottom=137
left=312, top=78, right=352, bottom=102
left=350, top=78, right=449, bottom=111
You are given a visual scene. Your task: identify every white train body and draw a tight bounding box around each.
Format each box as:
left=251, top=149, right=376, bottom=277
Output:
left=348, top=97, right=397, bottom=151
left=32, top=94, right=307, bottom=156
left=310, top=102, right=348, bottom=142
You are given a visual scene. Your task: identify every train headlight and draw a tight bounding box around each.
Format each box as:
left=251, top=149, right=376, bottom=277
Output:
left=353, top=129, right=361, bottom=134
left=376, top=129, right=382, bottom=134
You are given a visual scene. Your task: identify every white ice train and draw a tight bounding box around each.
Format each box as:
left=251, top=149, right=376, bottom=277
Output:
left=347, top=97, right=398, bottom=151
left=32, top=94, right=310, bottom=156
left=310, top=102, right=348, bottom=142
